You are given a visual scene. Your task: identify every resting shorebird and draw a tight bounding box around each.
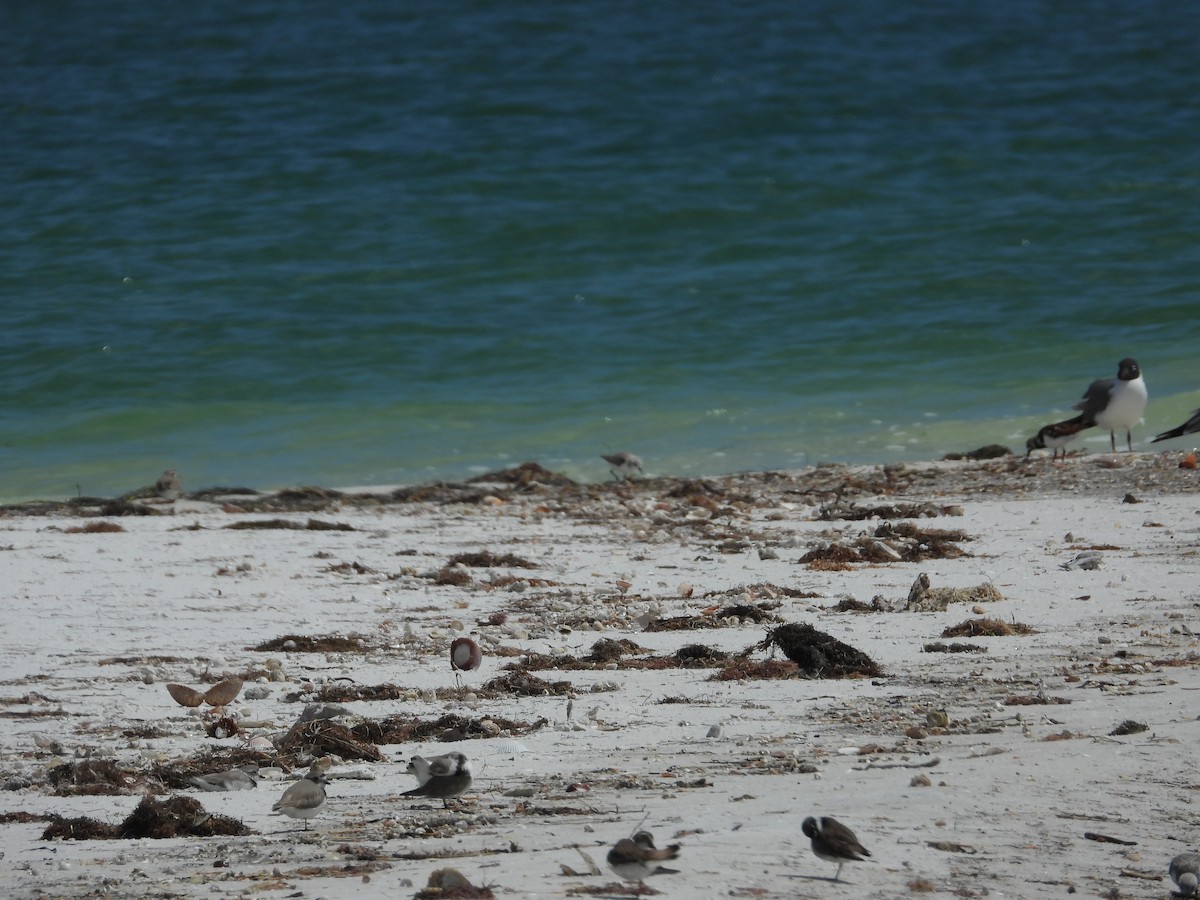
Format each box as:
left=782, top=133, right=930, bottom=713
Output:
left=272, top=771, right=329, bottom=830
left=155, top=469, right=182, bottom=501
left=1025, top=414, right=1092, bottom=461
left=1171, top=851, right=1200, bottom=896
left=403, top=751, right=472, bottom=807
left=188, top=764, right=258, bottom=792
left=1072, top=357, right=1147, bottom=452
left=802, top=816, right=871, bottom=881
left=1152, top=408, right=1200, bottom=444
left=606, top=830, right=680, bottom=887
left=602, top=452, right=643, bottom=481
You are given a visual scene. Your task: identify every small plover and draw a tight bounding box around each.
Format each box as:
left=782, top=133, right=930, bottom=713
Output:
left=155, top=469, right=182, bottom=501
left=602, top=452, right=643, bottom=481
left=1171, top=851, right=1200, bottom=896
left=402, top=751, right=472, bottom=807
left=272, top=771, right=329, bottom=830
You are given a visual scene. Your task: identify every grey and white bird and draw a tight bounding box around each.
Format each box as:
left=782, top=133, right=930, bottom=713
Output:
left=271, top=771, right=329, bottom=830
left=1025, top=415, right=1092, bottom=461
left=1072, top=357, right=1148, bottom=452
left=606, top=830, right=681, bottom=885
left=1152, top=408, right=1200, bottom=444
left=1171, top=851, right=1200, bottom=896
left=155, top=469, right=182, bottom=501
left=402, top=751, right=472, bottom=807
left=188, top=764, right=258, bottom=792
left=802, top=816, right=871, bottom=882
left=602, top=452, right=643, bottom=481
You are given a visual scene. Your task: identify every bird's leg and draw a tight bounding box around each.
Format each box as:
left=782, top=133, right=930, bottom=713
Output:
left=1126, top=429, right=1133, bottom=452
left=1110, top=431, right=1117, bottom=452
left=834, top=862, right=843, bottom=881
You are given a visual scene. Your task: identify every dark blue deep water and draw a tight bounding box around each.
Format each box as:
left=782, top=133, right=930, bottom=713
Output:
left=2, top=1, right=1198, bottom=499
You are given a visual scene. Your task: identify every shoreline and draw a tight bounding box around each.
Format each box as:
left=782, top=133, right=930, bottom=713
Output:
left=1, top=451, right=1198, bottom=898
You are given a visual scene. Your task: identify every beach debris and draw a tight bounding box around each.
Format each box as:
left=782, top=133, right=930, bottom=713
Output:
left=1109, top=720, right=1148, bottom=736
left=281, top=719, right=383, bottom=762
left=942, top=444, right=1012, bottom=460
left=941, top=618, right=1037, bottom=638
left=923, top=641, right=985, bottom=653
left=891, top=573, right=1004, bottom=612
left=800, top=521, right=971, bottom=567
left=47, top=760, right=132, bottom=796
left=645, top=602, right=780, bottom=631
left=202, top=676, right=243, bottom=707
left=749, top=623, right=882, bottom=678
left=225, top=517, right=355, bottom=531
left=817, top=501, right=964, bottom=521
left=482, top=671, right=572, bottom=696
left=251, top=633, right=368, bottom=652
left=43, top=795, right=251, bottom=841
left=166, top=683, right=206, bottom=707
left=1084, top=831, right=1137, bottom=846
left=447, top=550, right=538, bottom=568
left=1060, top=551, right=1104, bottom=570
left=63, top=520, right=127, bottom=533
left=351, top=712, right=547, bottom=745
left=415, top=867, right=495, bottom=899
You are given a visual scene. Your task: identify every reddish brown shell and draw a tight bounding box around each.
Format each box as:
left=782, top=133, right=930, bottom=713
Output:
left=203, top=676, right=243, bottom=707
left=450, top=637, right=482, bottom=672
left=166, top=683, right=205, bottom=707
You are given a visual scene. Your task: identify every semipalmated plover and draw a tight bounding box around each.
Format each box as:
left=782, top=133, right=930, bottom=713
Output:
left=402, top=751, right=472, bottom=807
left=272, top=771, right=329, bottom=830
left=1072, top=357, right=1148, bottom=451
left=606, top=830, right=680, bottom=885
left=1152, top=408, right=1200, bottom=444
left=1025, top=414, right=1092, bottom=461
left=802, top=815, right=871, bottom=881
left=602, top=452, right=643, bottom=481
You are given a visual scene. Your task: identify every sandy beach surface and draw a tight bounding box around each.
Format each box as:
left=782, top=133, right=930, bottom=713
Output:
left=2, top=452, right=1200, bottom=900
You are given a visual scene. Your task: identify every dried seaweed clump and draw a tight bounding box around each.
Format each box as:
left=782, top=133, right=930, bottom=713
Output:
left=923, top=642, right=985, bottom=654
left=251, top=633, right=368, bottom=652
left=352, top=713, right=547, bottom=745
left=466, top=461, right=576, bottom=487
left=586, top=638, right=644, bottom=661
left=941, top=618, right=1037, bottom=638
left=280, top=720, right=384, bottom=763
left=676, top=644, right=730, bottom=665
left=447, top=550, right=538, bottom=569
left=43, top=795, right=251, bottom=840
left=751, top=623, right=882, bottom=678
left=47, top=760, right=132, bottom=796
left=63, top=521, right=126, bottom=534
left=482, top=671, right=572, bottom=697
left=818, top=502, right=963, bottom=521
left=415, top=867, right=496, bottom=899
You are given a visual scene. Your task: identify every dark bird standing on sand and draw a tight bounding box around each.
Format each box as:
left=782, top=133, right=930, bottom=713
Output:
left=606, top=830, right=681, bottom=886
left=1072, top=357, right=1147, bottom=452
left=1025, top=415, right=1092, bottom=461
left=1152, top=408, right=1200, bottom=444
left=802, top=816, right=871, bottom=881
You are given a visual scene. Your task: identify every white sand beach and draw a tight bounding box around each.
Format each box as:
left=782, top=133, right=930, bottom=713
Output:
left=2, top=453, right=1199, bottom=899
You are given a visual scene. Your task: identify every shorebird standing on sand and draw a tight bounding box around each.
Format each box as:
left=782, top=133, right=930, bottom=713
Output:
left=1072, top=357, right=1147, bottom=452
left=606, top=830, right=681, bottom=888
left=1025, top=415, right=1092, bottom=461
left=1152, top=408, right=1200, bottom=444
left=272, top=769, right=329, bottom=830
left=602, top=452, right=643, bottom=481
left=802, top=816, right=871, bottom=881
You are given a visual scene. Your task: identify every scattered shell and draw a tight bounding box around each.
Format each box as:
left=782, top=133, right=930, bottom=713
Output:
left=166, top=684, right=205, bottom=708
left=204, top=677, right=243, bottom=707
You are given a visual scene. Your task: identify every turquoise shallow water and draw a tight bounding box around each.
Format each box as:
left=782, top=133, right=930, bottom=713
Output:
left=2, top=1, right=1199, bottom=500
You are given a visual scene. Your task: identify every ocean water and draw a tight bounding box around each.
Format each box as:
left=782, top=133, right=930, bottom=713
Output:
left=3, top=0, right=1199, bottom=501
